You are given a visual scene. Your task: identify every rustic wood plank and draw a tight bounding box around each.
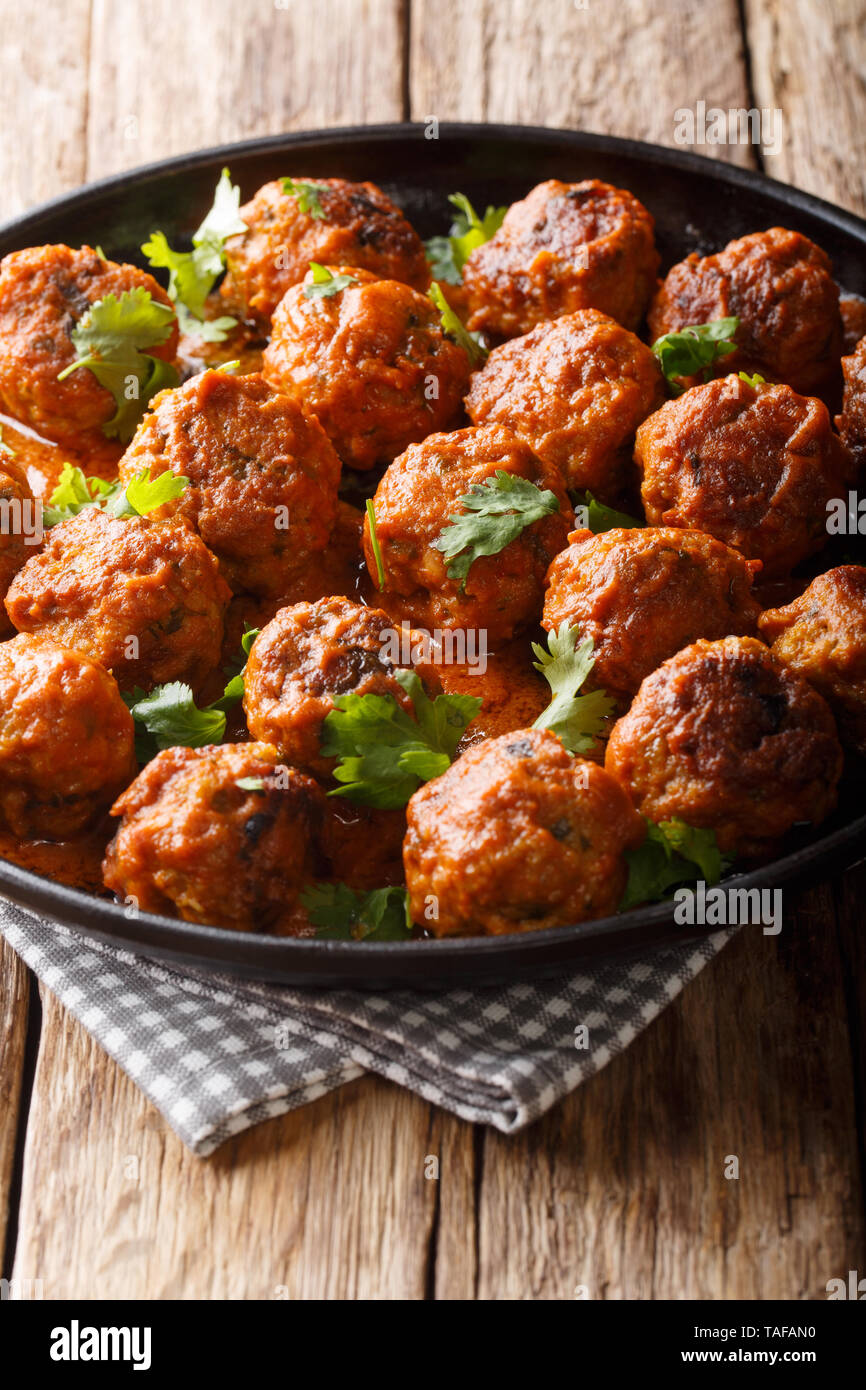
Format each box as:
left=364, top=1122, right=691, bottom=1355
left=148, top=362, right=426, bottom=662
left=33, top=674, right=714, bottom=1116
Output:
left=0, top=941, right=30, bottom=1264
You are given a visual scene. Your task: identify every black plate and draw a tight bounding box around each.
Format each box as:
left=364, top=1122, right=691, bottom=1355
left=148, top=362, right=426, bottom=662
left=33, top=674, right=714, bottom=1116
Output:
left=1, top=122, right=865, bottom=988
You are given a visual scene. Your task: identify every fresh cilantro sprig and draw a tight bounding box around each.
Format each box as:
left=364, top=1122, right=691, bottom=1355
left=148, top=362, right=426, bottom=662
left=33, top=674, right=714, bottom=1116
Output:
left=570, top=490, right=643, bottom=534
left=531, top=624, right=616, bottom=755
left=433, top=470, right=560, bottom=588
left=142, top=168, right=247, bottom=342
left=738, top=370, right=766, bottom=388
left=281, top=177, right=328, bottom=220
left=424, top=192, right=507, bottom=285
left=301, top=882, right=413, bottom=941
left=41, top=461, right=189, bottom=527
left=303, top=262, right=359, bottom=299
left=651, top=317, right=739, bottom=394
left=619, top=818, right=729, bottom=911
left=57, top=289, right=179, bottom=442
left=321, top=668, right=481, bottom=809
left=428, top=282, right=487, bottom=365
left=366, top=498, right=385, bottom=590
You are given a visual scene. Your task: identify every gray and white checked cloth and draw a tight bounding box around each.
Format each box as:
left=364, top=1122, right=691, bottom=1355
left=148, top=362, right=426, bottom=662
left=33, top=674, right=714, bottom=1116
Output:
left=0, top=898, right=734, bottom=1156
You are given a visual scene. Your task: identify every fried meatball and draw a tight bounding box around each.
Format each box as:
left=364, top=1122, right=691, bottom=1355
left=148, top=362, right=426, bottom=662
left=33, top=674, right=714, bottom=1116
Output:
left=117, top=370, right=341, bottom=595
left=465, top=309, right=664, bottom=502
left=543, top=527, right=762, bottom=700
left=222, top=177, right=430, bottom=324
left=262, top=266, right=471, bottom=470
left=403, top=727, right=645, bottom=936
left=0, top=458, right=39, bottom=639
left=5, top=508, right=230, bottom=693
left=635, top=374, right=853, bottom=578
left=0, top=244, right=178, bottom=454
left=103, top=742, right=324, bottom=930
left=759, top=566, right=866, bottom=754
left=244, top=596, right=440, bottom=776
left=605, top=636, right=842, bottom=859
left=363, top=425, right=572, bottom=641
left=647, top=228, right=842, bottom=399
left=836, top=333, right=866, bottom=470
left=0, top=633, right=136, bottom=839
left=840, top=294, right=866, bottom=354
left=462, top=179, right=659, bottom=339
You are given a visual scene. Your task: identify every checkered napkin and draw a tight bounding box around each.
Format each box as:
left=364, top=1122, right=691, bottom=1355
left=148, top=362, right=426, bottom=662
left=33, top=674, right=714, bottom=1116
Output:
left=0, top=898, right=734, bottom=1156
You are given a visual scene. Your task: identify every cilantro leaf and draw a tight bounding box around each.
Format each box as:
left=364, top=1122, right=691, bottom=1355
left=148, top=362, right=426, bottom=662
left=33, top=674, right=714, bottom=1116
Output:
left=42, top=462, right=188, bottom=526
left=424, top=192, right=507, bottom=284
left=619, top=818, right=728, bottom=911
left=570, top=490, right=643, bottom=534
left=321, top=674, right=481, bottom=809
left=123, top=466, right=189, bottom=516
left=236, top=776, right=265, bottom=792
left=738, top=370, right=766, bottom=387
left=142, top=168, right=246, bottom=342
left=57, top=289, right=179, bottom=442
left=432, top=469, right=560, bottom=587
left=303, top=262, right=359, bottom=299
left=366, top=498, right=385, bottom=590
left=427, top=282, right=487, bottom=364
left=301, top=882, right=413, bottom=941
left=281, top=177, right=328, bottom=220
left=531, top=623, right=616, bottom=754
left=651, top=317, right=739, bottom=394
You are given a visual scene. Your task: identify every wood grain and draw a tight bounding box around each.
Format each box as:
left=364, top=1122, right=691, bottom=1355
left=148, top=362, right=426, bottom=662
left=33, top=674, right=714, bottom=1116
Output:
left=0, top=942, right=30, bottom=1264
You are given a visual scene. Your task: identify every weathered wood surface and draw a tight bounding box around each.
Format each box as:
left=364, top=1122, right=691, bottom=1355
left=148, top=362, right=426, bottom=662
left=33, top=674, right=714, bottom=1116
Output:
left=2, top=0, right=864, bottom=1300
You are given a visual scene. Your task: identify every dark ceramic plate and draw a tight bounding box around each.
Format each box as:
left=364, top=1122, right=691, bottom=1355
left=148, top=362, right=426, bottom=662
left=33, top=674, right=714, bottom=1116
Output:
left=1, top=123, right=864, bottom=988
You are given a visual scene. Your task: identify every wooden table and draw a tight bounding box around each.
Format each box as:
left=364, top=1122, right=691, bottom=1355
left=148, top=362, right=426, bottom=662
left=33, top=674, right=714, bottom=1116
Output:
left=2, top=0, right=865, bottom=1300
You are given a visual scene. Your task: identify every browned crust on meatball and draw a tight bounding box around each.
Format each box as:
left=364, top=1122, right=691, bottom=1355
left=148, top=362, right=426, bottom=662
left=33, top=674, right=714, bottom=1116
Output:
left=0, top=457, right=38, bottom=639
left=463, top=179, right=659, bottom=338
left=647, top=228, right=842, bottom=399
left=403, top=727, right=645, bottom=936
left=543, top=526, right=763, bottom=699
left=222, top=178, right=430, bottom=324
left=465, top=308, right=665, bottom=503
left=5, top=508, right=231, bottom=693
left=102, top=742, right=325, bottom=930
left=635, top=374, right=853, bottom=578
left=605, top=635, right=842, bottom=859
left=836, top=333, right=866, bottom=471
left=0, top=632, right=136, bottom=839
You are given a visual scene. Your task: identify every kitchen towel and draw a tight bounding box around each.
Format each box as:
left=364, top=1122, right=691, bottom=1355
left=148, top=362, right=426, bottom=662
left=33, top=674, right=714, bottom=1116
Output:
left=0, top=898, right=734, bottom=1156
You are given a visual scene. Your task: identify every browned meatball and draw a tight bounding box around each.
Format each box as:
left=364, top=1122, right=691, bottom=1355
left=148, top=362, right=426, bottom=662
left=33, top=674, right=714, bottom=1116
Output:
left=0, top=244, right=178, bottom=456
left=543, top=527, right=762, bottom=700
left=244, top=597, right=440, bottom=776
left=840, top=294, right=866, bottom=354
left=117, top=370, right=341, bottom=595
left=103, top=742, right=324, bottom=930
left=605, top=636, right=842, bottom=860
left=759, top=566, right=866, bottom=754
left=462, top=179, right=659, bottom=339
left=836, top=333, right=866, bottom=470
left=362, top=425, right=572, bottom=641
left=465, top=309, right=665, bottom=502
left=0, top=457, right=39, bottom=639
left=403, top=727, right=645, bottom=936
left=262, top=266, right=471, bottom=470
left=647, top=228, right=842, bottom=399
left=5, top=509, right=230, bottom=693
left=0, top=633, right=136, bottom=839
left=635, top=374, right=853, bottom=578
left=221, top=177, right=430, bottom=324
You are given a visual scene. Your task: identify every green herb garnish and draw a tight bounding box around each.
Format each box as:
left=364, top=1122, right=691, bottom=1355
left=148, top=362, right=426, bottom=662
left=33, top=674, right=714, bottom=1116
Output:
left=301, top=882, right=413, bottom=941
left=366, top=498, right=385, bottom=590
left=42, top=462, right=189, bottom=527
left=432, top=469, right=560, bottom=588
left=738, top=371, right=766, bottom=387
left=570, top=491, right=643, bottom=534
left=303, top=262, right=359, bottom=299
left=651, top=317, right=739, bottom=394
left=281, top=178, right=328, bottom=220
left=427, top=282, right=487, bottom=365
left=531, top=624, right=616, bottom=755
left=620, top=818, right=728, bottom=910
left=424, top=193, right=507, bottom=285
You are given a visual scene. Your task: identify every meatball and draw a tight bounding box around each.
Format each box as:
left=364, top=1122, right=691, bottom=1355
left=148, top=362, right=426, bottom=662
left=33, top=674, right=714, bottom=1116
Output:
left=605, top=636, right=842, bottom=859
left=117, top=370, right=341, bottom=595
left=840, top=294, right=866, bottom=355
left=221, top=176, right=430, bottom=324
left=647, top=228, right=842, bottom=399
left=0, top=244, right=178, bottom=455
left=465, top=309, right=665, bottom=502
left=0, top=633, right=136, bottom=839
left=244, top=597, right=440, bottom=776
left=635, top=374, right=853, bottom=578
left=103, top=742, right=324, bottom=930
left=836, top=333, right=866, bottom=470
left=5, top=508, right=230, bottom=693
left=0, top=458, right=39, bottom=639
left=759, top=566, right=866, bottom=754
left=462, top=179, right=659, bottom=339
left=403, top=727, right=645, bottom=936
left=543, top=527, right=762, bottom=700
left=262, top=266, right=472, bottom=470
left=362, top=425, right=572, bottom=641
